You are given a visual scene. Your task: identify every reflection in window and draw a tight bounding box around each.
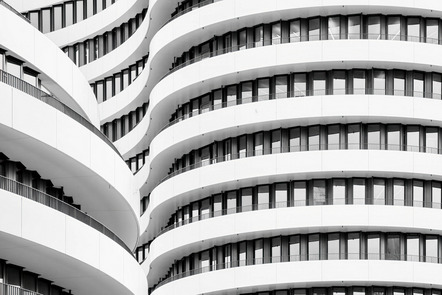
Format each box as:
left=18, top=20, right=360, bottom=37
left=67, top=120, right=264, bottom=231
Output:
left=367, top=234, right=380, bottom=259
left=308, top=234, right=320, bottom=260
left=386, top=234, right=401, bottom=260
left=353, top=70, right=366, bottom=94
left=387, top=16, right=401, bottom=40
left=407, top=235, right=419, bottom=261
left=432, top=182, right=442, bottom=209
left=406, top=126, right=420, bottom=152
left=294, top=74, right=307, bottom=97
left=313, top=180, right=326, bottom=205
left=367, top=125, right=381, bottom=150
left=328, top=233, right=340, bottom=260
left=290, top=20, right=301, bottom=42
left=347, top=124, right=360, bottom=149
left=272, top=23, right=281, bottom=44
left=347, top=233, right=360, bottom=259
left=353, top=179, right=366, bottom=205
left=327, top=125, right=340, bottom=150
left=408, top=18, right=421, bottom=42
left=294, top=181, right=307, bottom=206
left=275, top=183, right=288, bottom=208
left=333, top=71, right=346, bottom=95
left=427, top=19, right=439, bottom=44
left=413, top=181, right=424, bottom=207
left=426, top=127, right=438, bottom=154
left=309, top=18, right=320, bottom=41
left=433, top=73, right=442, bottom=99
left=387, top=125, right=401, bottom=151
left=413, top=72, right=424, bottom=97
left=332, top=179, right=346, bottom=205
left=393, top=179, right=405, bottom=206
left=368, top=16, right=381, bottom=39
left=257, top=186, right=269, bottom=210
left=373, top=70, right=386, bottom=95
left=373, top=179, right=386, bottom=205
left=328, top=17, right=340, bottom=40
left=313, top=72, right=326, bottom=96
left=348, top=16, right=361, bottom=39
left=257, top=78, right=270, bottom=101
left=393, top=71, right=405, bottom=96
left=275, top=76, right=288, bottom=98
left=309, top=126, right=320, bottom=151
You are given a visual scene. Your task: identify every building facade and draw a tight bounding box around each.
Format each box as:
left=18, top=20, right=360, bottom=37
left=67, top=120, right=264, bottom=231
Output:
left=1, top=0, right=442, bottom=295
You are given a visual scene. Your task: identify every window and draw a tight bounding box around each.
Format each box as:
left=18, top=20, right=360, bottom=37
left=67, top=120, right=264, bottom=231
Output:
left=294, top=73, right=307, bottom=96
left=254, top=132, right=263, bottom=156
left=308, top=126, right=320, bottom=151
left=308, top=234, right=320, bottom=260
left=200, top=250, right=210, bottom=272
left=433, top=73, right=442, bottom=99
left=6, top=58, right=21, bottom=78
left=289, top=235, right=301, bottom=261
left=373, top=179, right=386, bottom=205
left=293, top=181, right=307, bottom=206
left=29, top=11, right=40, bottom=29
left=406, top=235, right=419, bottom=261
left=332, top=71, right=346, bottom=95
left=272, top=237, right=281, bottom=262
left=240, top=188, right=253, bottom=212
left=353, top=179, right=366, bottom=205
left=257, top=185, right=270, bottom=209
left=348, top=15, right=361, bottom=39
left=238, top=135, right=247, bottom=158
left=353, top=70, right=366, bottom=94
left=373, top=70, right=386, bottom=95
left=406, top=126, right=420, bottom=152
left=393, top=70, right=405, bottom=96
left=238, top=242, right=247, bottom=266
left=393, top=179, right=405, bottom=206
left=408, top=18, right=421, bottom=42
left=387, top=16, right=401, bottom=40
left=272, top=23, right=281, bottom=44
left=309, top=18, right=320, bottom=41
left=41, top=9, right=51, bottom=33
left=367, top=234, right=380, bottom=259
left=328, top=16, right=340, bottom=40
left=53, top=5, right=63, bottom=30
left=347, top=124, right=360, bottom=149
left=387, top=125, right=401, bottom=151
left=313, top=72, right=326, bottom=96
left=201, top=146, right=210, bottom=166
left=386, top=234, right=401, bottom=260
left=327, top=125, right=340, bottom=150
left=254, top=240, right=263, bottom=264
left=241, top=81, right=252, bottom=103
left=271, top=130, right=281, bottom=153
left=65, top=2, right=74, bottom=27
left=426, top=127, right=438, bottom=154
left=254, top=25, right=263, bottom=47
left=226, top=85, right=237, bottom=106
left=275, top=183, right=288, bottom=208
left=332, top=179, right=346, bottom=205
left=289, top=128, right=301, bottom=152
left=367, top=16, right=381, bottom=39
left=275, top=76, right=288, bottom=98
left=290, top=20, right=301, bottom=42
left=257, top=78, right=270, bottom=101
left=426, top=236, right=438, bottom=263
left=328, top=233, right=340, bottom=259
left=76, top=0, right=84, bottom=22
left=414, top=72, right=424, bottom=97
left=367, top=124, right=381, bottom=150
left=226, top=191, right=237, bottom=214
left=413, top=181, right=424, bottom=207
left=347, top=233, right=360, bottom=259
left=238, top=29, right=247, bottom=50
left=313, top=180, right=326, bottom=205
left=432, top=182, right=442, bottom=209
left=426, top=19, right=439, bottom=44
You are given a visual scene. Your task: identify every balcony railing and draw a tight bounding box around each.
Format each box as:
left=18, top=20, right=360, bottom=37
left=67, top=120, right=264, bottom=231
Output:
left=0, top=70, right=122, bottom=160
left=0, top=281, right=43, bottom=295
left=0, top=0, right=30, bottom=23
left=159, top=88, right=436, bottom=133
left=154, top=197, right=441, bottom=239
left=0, top=174, right=132, bottom=255
left=162, top=0, right=222, bottom=29
left=162, top=33, right=441, bottom=81
left=151, top=253, right=441, bottom=291
left=159, top=143, right=441, bottom=184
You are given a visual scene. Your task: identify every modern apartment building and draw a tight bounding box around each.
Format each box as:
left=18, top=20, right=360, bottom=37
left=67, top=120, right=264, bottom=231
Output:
left=1, top=0, right=442, bottom=295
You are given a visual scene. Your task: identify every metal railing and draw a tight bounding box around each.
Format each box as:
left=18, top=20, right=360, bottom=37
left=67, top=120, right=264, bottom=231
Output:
left=0, top=0, right=30, bottom=23
left=0, top=174, right=132, bottom=255
left=151, top=253, right=441, bottom=291
left=162, top=0, right=221, bottom=28
left=163, top=33, right=441, bottom=80
left=0, top=70, right=122, bottom=160
left=0, top=281, right=43, bottom=295
left=159, top=143, right=440, bottom=184
left=160, top=88, right=437, bottom=132
left=155, top=198, right=441, bottom=238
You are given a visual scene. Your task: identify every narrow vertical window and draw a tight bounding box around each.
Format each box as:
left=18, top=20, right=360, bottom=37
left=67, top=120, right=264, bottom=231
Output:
left=327, top=233, right=340, bottom=260
left=367, top=234, right=380, bottom=259
left=413, top=72, right=424, bottom=98
left=309, top=18, right=320, bottom=41
left=406, top=235, right=419, bottom=261
left=327, top=125, right=340, bottom=150
left=290, top=20, right=301, bottom=42
left=373, top=70, right=386, bottom=95
left=407, top=18, right=421, bottom=42
left=257, top=185, right=270, bottom=209
left=393, top=70, right=405, bottom=96
left=373, top=179, right=386, bottom=205
left=353, top=70, right=366, bottom=94
left=347, top=124, right=360, bottom=149
left=257, top=78, right=270, bottom=101
left=353, top=179, right=366, bottom=205
left=308, top=126, right=320, bottom=151
left=328, top=16, right=340, bottom=40
left=332, top=179, right=346, bottom=205
left=387, top=16, right=401, bottom=40
left=275, top=76, right=288, bottom=98
left=332, top=71, right=346, bottom=95
left=348, top=233, right=360, bottom=259
left=294, top=73, right=307, bottom=97
left=272, top=23, right=281, bottom=44
left=426, top=19, right=439, bottom=44
left=348, top=15, right=361, bottom=39
left=393, top=179, right=405, bottom=206
left=313, top=180, right=326, bottom=205
left=293, top=181, right=307, bottom=206
left=308, top=234, right=320, bottom=260
left=432, top=73, right=442, bottom=99
left=367, top=16, right=381, bottom=39
left=275, top=183, right=288, bottom=208
left=313, top=72, right=326, bottom=96
left=53, top=5, right=63, bottom=30
left=432, top=182, right=442, bottom=209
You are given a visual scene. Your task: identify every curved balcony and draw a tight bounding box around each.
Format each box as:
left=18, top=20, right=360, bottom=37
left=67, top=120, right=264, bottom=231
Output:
left=0, top=174, right=131, bottom=254
left=150, top=259, right=442, bottom=295
left=0, top=69, right=121, bottom=158
left=144, top=150, right=442, bottom=239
